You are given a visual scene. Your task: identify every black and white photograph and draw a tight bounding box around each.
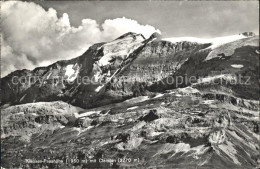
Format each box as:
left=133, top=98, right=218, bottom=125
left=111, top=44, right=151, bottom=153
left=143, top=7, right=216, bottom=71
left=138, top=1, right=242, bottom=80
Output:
left=0, top=0, right=259, bottom=168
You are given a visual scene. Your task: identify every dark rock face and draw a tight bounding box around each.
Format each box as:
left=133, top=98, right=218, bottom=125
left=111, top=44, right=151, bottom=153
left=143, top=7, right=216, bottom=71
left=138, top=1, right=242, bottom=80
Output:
left=139, top=109, right=159, bottom=122
left=166, top=135, right=182, bottom=144
left=115, top=133, right=130, bottom=143
left=138, top=40, right=200, bottom=58
left=241, top=32, right=256, bottom=37
left=90, top=120, right=98, bottom=126
left=115, top=32, right=145, bottom=40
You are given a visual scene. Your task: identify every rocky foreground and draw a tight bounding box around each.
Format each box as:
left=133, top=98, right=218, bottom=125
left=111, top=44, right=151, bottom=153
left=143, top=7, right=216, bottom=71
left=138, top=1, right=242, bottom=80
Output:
left=1, top=87, right=259, bottom=168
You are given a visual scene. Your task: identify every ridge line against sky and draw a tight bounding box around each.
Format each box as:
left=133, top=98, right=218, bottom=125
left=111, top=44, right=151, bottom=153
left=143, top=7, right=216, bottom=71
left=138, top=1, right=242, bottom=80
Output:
left=1, top=1, right=259, bottom=77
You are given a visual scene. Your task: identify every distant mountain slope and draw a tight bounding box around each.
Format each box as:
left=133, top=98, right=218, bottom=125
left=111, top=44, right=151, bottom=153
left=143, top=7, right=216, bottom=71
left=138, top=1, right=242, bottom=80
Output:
left=149, top=35, right=259, bottom=100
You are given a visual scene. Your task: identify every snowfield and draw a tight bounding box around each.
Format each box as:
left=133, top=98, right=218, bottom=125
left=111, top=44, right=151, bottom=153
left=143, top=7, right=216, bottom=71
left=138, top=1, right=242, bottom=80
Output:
left=75, top=110, right=101, bottom=118
left=163, top=34, right=248, bottom=49
left=127, top=106, right=139, bottom=110
left=95, top=85, right=104, bottom=92
left=231, top=64, right=244, bottom=68
left=206, top=34, right=248, bottom=49
left=205, top=36, right=258, bottom=61
left=97, top=34, right=145, bottom=66
left=65, top=64, right=80, bottom=82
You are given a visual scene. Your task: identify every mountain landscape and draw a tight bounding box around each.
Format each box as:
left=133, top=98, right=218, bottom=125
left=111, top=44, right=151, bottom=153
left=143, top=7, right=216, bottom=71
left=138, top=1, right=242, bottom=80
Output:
left=1, top=31, right=259, bottom=169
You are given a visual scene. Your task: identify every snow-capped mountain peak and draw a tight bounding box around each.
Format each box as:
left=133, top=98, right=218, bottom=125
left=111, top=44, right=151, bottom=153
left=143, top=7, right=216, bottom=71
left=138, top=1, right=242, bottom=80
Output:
left=97, top=32, right=145, bottom=66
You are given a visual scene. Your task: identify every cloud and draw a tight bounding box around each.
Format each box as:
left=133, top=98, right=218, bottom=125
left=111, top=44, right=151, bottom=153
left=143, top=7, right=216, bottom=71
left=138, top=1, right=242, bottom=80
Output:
left=1, top=1, right=160, bottom=77
left=101, top=18, right=161, bottom=40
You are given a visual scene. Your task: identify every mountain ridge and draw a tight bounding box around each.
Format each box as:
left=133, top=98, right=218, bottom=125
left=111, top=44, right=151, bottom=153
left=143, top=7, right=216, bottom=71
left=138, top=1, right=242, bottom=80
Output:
left=1, top=32, right=258, bottom=109
left=1, top=32, right=205, bottom=108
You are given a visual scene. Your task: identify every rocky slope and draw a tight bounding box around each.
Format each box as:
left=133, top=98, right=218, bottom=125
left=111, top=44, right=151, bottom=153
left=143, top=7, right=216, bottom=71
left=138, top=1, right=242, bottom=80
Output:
left=1, top=88, right=259, bottom=168
left=1, top=101, right=84, bottom=139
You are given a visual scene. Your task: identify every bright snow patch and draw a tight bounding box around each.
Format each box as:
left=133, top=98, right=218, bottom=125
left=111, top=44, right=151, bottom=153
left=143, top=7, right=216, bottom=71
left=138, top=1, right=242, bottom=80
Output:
left=97, top=35, right=144, bottom=66
left=163, top=34, right=247, bottom=49
left=124, top=96, right=150, bottom=104
left=175, top=94, right=182, bottom=97
left=154, top=93, right=164, bottom=98
left=231, top=64, right=244, bottom=68
left=149, top=131, right=164, bottom=137
left=19, top=94, right=27, bottom=102
left=178, top=87, right=200, bottom=94
left=46, top=72, right=52, bottom=79
left=95, top=85, right=104, bottom=92
left=65, top=64, right=80, bottom=82
left=169, top=91, right=175, bottom=94
left=36, top=124, right=42, bottom=127
left=30, top=113, right=37, bottom=116
left=205, top=35, right=258, bottom=61
left=202, top=100, right=215, bottom=104
left=16, top=112, right=25, bottom=115
left=73, top=126, right=94, bottom=135
left=127, top=106, right=139, bottom=110
left=75, top=110, right=101, bottom=118
left=207, top=34, right=247, bottom=49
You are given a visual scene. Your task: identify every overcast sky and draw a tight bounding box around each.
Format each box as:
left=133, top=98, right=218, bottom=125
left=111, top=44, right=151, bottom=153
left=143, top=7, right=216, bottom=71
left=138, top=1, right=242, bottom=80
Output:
left=37, top=1, right=259, bottom=38
left=1, top=1, right=259, bottom=77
